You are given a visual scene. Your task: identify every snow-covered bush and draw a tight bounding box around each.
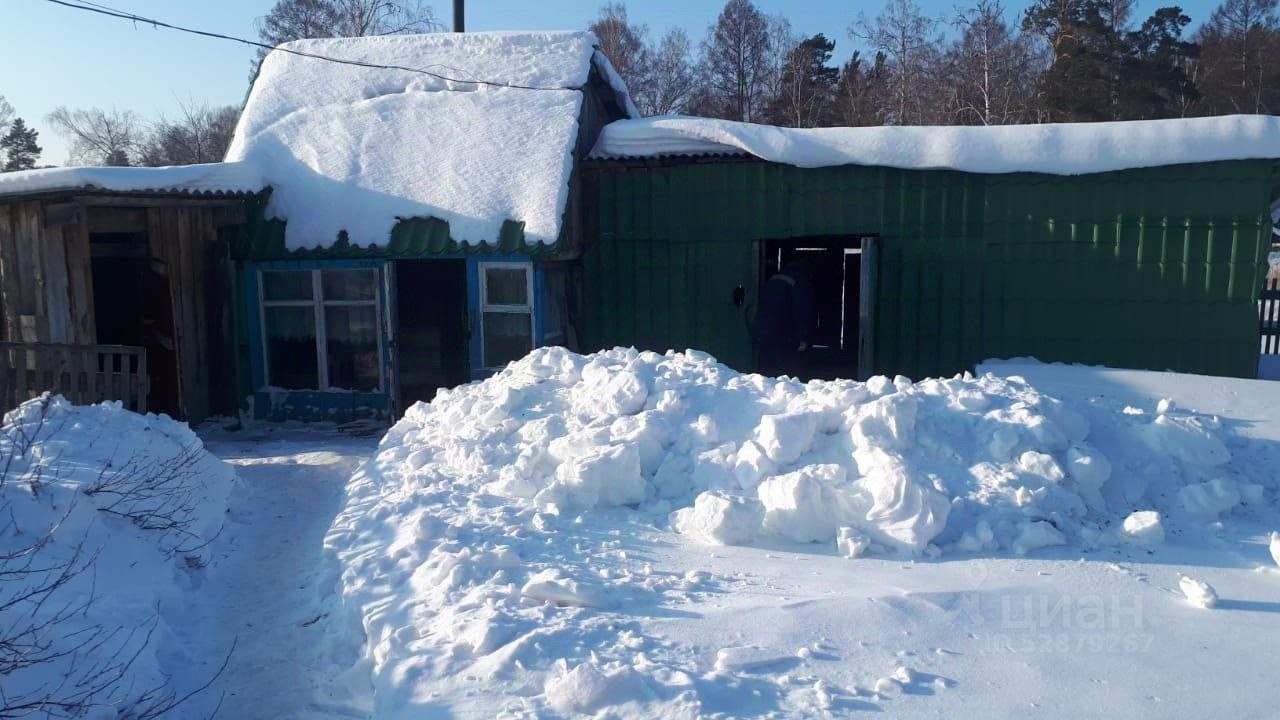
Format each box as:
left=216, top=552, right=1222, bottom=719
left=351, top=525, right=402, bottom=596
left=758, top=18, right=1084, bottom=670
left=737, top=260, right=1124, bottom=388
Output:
left=0, top=395, right=235, bottom=717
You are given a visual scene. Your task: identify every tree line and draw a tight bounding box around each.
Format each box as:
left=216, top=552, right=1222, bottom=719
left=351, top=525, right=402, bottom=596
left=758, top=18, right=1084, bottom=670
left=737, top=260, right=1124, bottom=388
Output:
left=3, top=0, right=1279, bottom=172
left=594, top=0, right=1280, bottom=126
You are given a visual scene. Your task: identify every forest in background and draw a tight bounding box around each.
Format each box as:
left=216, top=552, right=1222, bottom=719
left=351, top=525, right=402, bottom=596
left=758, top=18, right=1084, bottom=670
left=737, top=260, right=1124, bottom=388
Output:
left=3, top=0, right=1280, bottom=170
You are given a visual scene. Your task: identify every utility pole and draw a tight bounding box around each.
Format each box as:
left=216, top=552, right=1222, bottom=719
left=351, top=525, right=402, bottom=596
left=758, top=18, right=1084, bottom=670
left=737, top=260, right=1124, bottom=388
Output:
left=453, top=0, right=464, bottom=32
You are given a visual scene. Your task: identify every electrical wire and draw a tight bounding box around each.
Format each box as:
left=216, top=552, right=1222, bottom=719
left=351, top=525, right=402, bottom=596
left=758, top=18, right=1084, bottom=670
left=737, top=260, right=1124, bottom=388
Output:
left=41, top=0, right=572, bottom=92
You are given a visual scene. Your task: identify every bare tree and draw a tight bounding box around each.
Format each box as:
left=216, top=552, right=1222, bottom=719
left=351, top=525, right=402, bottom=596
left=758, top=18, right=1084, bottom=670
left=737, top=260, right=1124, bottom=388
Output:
left=139, top=104, right=240, bottom=167
left=851, top=0, right=944, bottom=124
left=946, top=0, right=1040, bottom=124
left=253, top=0, right=441, bottom=76
left=635, top=29, right=698, bottom=115
left=0, top=96, right=12, bottom=133
left=700, top=0, right=775, bottom=122
left=332, top=0, right=440, bottom=36
left=590, top=3, right=651, bottom=102
left=1192, top=0, right=1280, bottom=113
left=44, top=106, right=141, bottom=166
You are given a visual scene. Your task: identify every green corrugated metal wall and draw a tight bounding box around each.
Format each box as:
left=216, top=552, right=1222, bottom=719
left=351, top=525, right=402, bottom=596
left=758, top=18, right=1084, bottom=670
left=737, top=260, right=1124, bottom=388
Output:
left=583, top=158, right=1275, bottom=379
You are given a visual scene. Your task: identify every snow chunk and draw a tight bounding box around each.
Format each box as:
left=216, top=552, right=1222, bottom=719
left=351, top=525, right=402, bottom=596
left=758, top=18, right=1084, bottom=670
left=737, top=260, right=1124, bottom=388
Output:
left=755, top=411, right=819, bottom=465
left=522, top=569, right=609, bottom=608
left=671, top=491, right=763, bottom=546
left=758, top=465, right=845, bottom=543
left=540, top=443, right=645, bottom=510
left=836, top=527, right=872, bottom=558
left=1178, top=574, right=1218, bottom=609
left=1122, top=510, right=1166, bottom=545
left=1012, top=521, right=1067, bottom=556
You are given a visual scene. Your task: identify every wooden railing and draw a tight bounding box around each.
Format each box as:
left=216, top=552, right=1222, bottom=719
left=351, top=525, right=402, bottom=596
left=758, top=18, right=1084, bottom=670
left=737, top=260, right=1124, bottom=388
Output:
left=0, top=342, right=148, bottom=414
left=1263, top=277, right=1280, bottom=355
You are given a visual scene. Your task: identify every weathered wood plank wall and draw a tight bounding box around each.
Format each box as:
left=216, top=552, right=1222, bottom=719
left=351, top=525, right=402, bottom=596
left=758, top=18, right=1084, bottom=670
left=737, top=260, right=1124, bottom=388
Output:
left=0, top=201, right=96, bottom=346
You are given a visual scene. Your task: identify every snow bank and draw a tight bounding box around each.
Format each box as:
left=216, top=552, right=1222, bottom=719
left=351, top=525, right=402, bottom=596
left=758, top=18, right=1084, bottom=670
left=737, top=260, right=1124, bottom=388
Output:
left=325, top=347, right=1272, bottom=717
left=592, top=114, right=1280, bottom=175
left=227, top=31, right=632, bottom=249
left=0, top=395, right=235, bottom=714
left=0, top=160, right=263, bottom=197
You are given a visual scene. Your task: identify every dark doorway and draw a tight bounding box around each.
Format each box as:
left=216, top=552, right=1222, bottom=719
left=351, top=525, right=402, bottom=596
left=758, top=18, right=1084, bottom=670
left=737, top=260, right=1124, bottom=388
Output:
left=758, top=236, right=870, bottom=380
left=90, top=232, right=182, bottom=416
left=394, top=260, right=469, bottom=410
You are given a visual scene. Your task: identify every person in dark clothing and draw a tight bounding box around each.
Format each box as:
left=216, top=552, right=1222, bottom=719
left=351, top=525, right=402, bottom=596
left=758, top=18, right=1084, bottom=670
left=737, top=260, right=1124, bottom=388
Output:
left=754, top=259, right=816, bottom=378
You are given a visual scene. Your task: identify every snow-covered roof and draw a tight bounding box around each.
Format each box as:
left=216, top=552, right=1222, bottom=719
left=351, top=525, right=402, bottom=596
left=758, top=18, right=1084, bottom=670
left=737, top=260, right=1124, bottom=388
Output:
left=591, top=115, right=1280, bottom=175
left=226, top=31, right=634, bottom=250
left=0, top=161, right=264, bottom=198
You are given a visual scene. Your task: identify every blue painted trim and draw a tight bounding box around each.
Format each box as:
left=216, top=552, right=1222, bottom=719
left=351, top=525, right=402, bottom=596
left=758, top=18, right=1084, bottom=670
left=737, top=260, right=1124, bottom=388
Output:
left=466, top=258, right=482, bottom=379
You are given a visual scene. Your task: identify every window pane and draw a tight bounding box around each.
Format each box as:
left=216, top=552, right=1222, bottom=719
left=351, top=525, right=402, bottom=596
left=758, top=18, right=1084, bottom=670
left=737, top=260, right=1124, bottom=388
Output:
left=484, top=267, right=528, bottom=306
left=262, top=271, right=313, bottom=301
left=325, top=305, right=380, bottom=391
left=265, top=306, right=318, bottom=389
left=483, top=311, right=532, bottom=367
left=322, top=268, right=377, bottom=302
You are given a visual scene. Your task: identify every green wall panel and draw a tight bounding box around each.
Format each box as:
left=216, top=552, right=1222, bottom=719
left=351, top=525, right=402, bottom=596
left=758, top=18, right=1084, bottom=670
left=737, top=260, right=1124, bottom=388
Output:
left=583, top=158, right=1274, bottom=380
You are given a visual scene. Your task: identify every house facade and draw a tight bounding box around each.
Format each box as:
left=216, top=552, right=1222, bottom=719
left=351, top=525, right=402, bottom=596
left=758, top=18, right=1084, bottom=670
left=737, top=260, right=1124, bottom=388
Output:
left=1, top=34, right=1278, bottom=425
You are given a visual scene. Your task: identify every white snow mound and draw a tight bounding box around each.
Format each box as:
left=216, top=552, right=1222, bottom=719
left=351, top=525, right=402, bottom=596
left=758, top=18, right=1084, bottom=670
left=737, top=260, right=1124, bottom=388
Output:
left=325, top=348, right=1268, bottom=718
left=0, top=395, right=235, bottom=714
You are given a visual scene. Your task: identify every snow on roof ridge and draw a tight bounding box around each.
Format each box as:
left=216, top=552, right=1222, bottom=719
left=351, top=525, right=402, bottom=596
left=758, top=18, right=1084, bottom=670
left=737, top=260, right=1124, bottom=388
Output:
left=0, top=161, right=265, bottom=197
left=227, top=29, right=631, bottom=250
left=591, top=114, right=1280, bottom=176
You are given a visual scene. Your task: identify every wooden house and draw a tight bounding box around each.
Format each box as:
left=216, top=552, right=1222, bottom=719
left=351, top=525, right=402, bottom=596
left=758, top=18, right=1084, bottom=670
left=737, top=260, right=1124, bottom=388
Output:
left=0, top=164, right=261, bottom=422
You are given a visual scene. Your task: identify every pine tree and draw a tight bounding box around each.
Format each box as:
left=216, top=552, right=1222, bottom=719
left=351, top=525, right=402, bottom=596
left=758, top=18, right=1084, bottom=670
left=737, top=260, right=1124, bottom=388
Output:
left=764, top=34, right=840, bottom=127
left=1, top=118, right=41, bottom=172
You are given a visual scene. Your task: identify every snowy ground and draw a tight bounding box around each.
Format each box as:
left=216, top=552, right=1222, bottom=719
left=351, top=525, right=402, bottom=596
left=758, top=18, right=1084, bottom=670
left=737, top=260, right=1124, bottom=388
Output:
left=180, top=424, right=378, bottom=719
left=315, top=350, right=1280, bottom=719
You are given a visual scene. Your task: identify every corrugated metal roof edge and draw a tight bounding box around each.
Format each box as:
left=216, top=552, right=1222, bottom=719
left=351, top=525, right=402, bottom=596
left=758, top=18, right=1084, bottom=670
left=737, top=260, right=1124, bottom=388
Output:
left=0, top=186, right=260, bottom=203
left=230, top=193, right=572, bottom=261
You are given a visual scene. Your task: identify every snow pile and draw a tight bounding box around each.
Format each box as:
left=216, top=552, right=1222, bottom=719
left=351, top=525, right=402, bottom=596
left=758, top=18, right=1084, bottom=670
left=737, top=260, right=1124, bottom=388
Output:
left=592, top=114, right=1280, bottom=175
left=227, top=31, right=633, bottom=249
left=0, top=160, right=263, bottom=197
left=0, top=395, right=235, bottom=714
left=325, top=347, right=1273, bottom=717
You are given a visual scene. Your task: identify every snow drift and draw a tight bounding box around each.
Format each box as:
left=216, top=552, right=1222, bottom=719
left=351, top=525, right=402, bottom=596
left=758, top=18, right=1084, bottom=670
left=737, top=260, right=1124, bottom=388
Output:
left=326, top=347, right=1270, bottom=717
left=592, top=114, right=1280, bottom=175
left=0, top=395, right=235, bottom=715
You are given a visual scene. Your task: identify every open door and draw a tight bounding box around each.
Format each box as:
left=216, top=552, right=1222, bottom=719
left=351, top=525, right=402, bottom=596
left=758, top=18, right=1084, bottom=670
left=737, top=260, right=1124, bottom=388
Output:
left=759, top=236, right=874, bottom=380
left=90, top=232, right=182, bottom=417
left=393, top=260, right=469, bottom=413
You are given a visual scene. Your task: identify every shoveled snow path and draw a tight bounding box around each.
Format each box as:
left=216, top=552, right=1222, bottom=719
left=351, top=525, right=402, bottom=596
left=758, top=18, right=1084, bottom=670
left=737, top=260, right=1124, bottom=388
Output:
left=181, top=426, right=377, bottom=719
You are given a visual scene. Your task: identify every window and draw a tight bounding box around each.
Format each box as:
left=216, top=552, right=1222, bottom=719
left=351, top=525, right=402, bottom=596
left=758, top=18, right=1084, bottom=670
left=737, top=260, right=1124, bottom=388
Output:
left=479, top=262, right=534, bottom=368
left=259, top=268, right=382, bottom=391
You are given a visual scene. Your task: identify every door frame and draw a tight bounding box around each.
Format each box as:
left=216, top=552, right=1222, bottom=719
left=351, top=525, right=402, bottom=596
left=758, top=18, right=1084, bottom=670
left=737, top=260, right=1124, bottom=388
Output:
left=756, top=234, right=878, bottom=380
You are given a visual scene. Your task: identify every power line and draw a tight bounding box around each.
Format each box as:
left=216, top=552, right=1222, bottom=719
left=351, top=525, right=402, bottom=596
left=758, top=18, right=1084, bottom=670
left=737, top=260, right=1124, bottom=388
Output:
left=41, top=0, right=570, bottom=93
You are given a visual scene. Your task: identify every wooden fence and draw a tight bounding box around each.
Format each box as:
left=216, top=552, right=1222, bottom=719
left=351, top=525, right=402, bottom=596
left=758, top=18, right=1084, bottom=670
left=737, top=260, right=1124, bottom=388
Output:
left=0, top=342, right=148, bottom=414
left=1262, top=277, right=1280, bottom=355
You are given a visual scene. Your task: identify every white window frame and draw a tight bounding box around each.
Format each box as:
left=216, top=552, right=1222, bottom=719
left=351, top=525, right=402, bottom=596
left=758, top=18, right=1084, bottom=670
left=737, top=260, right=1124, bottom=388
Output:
left=258, top=267, right=385, bottom=392
left=478, top=261, right=535, bottom=369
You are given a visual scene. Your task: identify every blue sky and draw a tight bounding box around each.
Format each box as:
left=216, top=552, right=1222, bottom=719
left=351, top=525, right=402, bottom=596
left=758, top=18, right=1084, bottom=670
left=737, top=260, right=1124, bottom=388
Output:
left=3, top=0, right=1222, bottom=164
